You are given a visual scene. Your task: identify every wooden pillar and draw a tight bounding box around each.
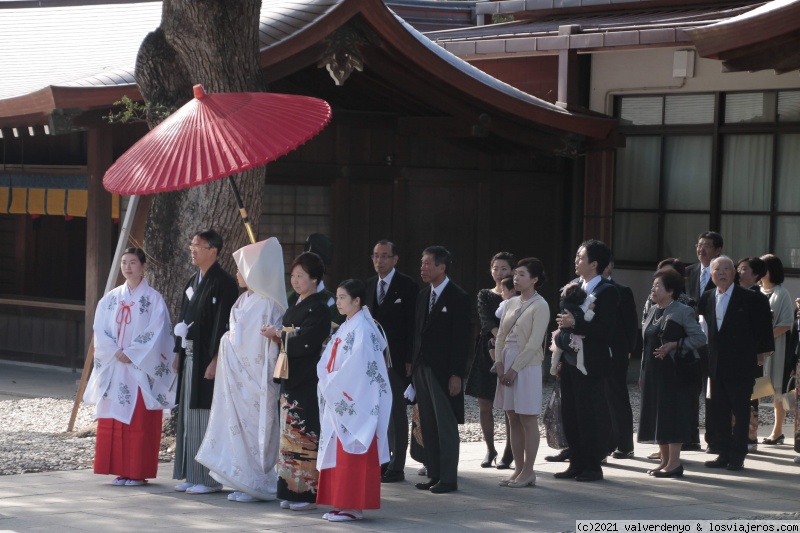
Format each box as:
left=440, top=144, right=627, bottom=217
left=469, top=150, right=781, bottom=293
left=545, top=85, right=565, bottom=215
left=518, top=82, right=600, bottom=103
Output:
left=84, top=124, right=113, bottom=352
left=556, top=25, right=580, bottom=110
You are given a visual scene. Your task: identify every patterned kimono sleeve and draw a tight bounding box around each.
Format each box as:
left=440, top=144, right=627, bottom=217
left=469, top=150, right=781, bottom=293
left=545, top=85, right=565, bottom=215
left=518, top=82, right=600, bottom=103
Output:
left=93, top=290, right=122, bottom=366
left=322, top=325, right=390, bottom=454
left=123, top=290, right=172, bottom=369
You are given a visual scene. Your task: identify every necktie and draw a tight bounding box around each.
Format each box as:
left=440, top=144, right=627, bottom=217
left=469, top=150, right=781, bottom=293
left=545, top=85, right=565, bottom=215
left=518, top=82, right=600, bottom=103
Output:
left=700, top=267, right=709, bottom=293
left=715, top=291, right=726, bottom=329
left=429, top=289, right=437, bottom=313
left=378, top=280, right=387, bottom=306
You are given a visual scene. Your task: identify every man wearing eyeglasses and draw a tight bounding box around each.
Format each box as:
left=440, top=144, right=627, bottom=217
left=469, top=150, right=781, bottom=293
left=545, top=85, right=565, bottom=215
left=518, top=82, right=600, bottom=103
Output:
left=172, top=229, right=238, bottom=495
left=686, top=231, right=723, bottom=304
left=364, top=240, right=419, bottom=483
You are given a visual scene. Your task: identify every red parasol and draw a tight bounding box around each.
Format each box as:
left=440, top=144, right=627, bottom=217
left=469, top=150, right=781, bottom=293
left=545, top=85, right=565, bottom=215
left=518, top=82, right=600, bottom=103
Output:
left=103, top=85, right=332, bottom=242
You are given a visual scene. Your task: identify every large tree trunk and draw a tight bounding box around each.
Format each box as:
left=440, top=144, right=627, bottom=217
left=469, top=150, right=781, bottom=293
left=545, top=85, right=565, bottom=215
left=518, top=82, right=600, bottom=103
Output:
left=134, top=0, right=266, bottom=315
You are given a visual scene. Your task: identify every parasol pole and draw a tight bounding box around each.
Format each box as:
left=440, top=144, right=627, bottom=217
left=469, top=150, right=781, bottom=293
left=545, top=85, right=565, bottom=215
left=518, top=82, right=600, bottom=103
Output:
left=226, top=175, right=257, bottom=244
left=68, top=195, right=141, bottom=431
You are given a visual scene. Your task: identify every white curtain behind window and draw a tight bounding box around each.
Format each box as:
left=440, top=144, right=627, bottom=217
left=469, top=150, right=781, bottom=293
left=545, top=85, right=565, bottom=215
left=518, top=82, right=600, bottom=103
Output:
left=721, top=135, right=773, bottom=211
left=663, top=136, right=712, bottom=210
left=776, top=134, right=800, bottom=212
left=615, top=136, right=660, bottom=209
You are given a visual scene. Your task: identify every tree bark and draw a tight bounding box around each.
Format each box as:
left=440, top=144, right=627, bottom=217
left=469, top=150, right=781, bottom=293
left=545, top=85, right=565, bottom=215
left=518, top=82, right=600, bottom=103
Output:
left=135, top=0, right=266, bottom=316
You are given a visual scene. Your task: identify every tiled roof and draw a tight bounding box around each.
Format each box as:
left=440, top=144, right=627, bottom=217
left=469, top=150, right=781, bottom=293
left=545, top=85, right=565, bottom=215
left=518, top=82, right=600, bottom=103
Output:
left=428, top=2, right=761, bottom=55
left=0, top=0, right=342, bottom=102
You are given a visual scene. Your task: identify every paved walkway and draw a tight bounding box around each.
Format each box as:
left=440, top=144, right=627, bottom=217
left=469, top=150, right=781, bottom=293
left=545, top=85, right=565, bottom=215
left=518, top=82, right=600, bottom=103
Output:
left=1, top=360, right=799, bottom=532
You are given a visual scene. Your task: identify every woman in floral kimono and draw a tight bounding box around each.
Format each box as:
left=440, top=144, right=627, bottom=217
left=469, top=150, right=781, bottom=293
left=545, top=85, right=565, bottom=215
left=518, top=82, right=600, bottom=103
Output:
left=315, top=279, right=392, bottom=522
left=84, top=247, right=176, bottom=486
left=196, top=238, right=288, bottom=502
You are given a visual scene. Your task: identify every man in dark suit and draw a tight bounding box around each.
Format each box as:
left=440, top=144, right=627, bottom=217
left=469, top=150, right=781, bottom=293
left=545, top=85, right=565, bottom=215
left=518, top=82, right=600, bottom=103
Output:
left=411, top=246, right=470, bottom=494
left=364, top=239, right=419, bottom=483
left=699, top=256, right=774, bottom=471
left=603, top=259, right=638, bottom=459
left=554, top=240, right=619, bottom=482
left=685, top=231, right=723, bottom=452
left=685, top=231, right=723, bottom=304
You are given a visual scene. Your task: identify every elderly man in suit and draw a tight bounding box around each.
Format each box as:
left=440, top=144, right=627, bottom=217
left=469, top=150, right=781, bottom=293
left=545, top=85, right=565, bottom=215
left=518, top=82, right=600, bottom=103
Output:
left=686, top=231, right=723, bottom=304
left=411, top=246, right=470, bottom=494
left=364, top=239, right=419, bottom=483
left=699, top=255, right=774, bottom=471
left=554, top=240, right=620, bottom=482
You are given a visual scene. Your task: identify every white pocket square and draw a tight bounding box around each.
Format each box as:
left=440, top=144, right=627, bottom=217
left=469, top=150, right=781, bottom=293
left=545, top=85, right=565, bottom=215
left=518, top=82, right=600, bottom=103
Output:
left=394, top=298, right=402, bottom=304
left=442, top=307, right=447, bottom=313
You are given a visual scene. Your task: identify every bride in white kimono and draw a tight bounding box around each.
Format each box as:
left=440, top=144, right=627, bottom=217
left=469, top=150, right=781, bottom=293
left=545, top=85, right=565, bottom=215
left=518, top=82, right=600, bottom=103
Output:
left=83, top=247, right=176, bottom=486
left=195, top=237, right=288, bottom=502
left=315, top=279, right=392, bottom=522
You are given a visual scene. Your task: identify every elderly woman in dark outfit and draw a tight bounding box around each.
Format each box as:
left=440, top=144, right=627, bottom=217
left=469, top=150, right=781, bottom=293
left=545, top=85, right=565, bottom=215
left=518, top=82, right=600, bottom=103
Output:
left=261, top=252, right=331, bottom=511
left=639, top=268, right=706, bottom=478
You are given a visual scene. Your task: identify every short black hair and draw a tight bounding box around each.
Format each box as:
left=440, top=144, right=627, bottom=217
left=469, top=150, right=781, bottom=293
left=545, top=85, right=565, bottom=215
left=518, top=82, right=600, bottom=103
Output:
left=698, top=231, right=723, bottom=249
left=122, top=247, right=146, bottom=263
left=737, top=256, right=767, bottom=282
left=516, top=257, right=547, bottom=289
left=290, top=252, right=325, bottom=286
left=423, top=246, right=452, bottom=274
left=338, top=279, right=366, bottom=305
left=580, top=240, right=612, bottom=275
left=760, top=254, right=785, bottom=284
left=562, top=284, right=586, bottom=305
left=490, top=252, right=515, bottom=269
left=193, top=229, right=223, bottom=253
left=500, top=276, right=514, bottom=292
left=654, top=267, right=684, bottom=300
left=374, top=240, right=397, bottom=256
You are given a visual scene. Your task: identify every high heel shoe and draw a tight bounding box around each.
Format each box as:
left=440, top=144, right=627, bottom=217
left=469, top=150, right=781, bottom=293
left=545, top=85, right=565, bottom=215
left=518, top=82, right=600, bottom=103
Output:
left=481, top=449, right=498, bottom=468
left=496, top=449, right=514, bottom=470
left=762, top=434, right=785, bottom=445
left=498, top=478, right=513, bottom=487
left=652, top=465, right=683, bottom=478
left=508, top=471, right=536, bottom=488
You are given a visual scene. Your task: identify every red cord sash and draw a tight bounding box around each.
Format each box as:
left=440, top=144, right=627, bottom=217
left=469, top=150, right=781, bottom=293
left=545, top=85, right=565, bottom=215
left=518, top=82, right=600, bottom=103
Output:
left=326, top=337, right=342, bottom=373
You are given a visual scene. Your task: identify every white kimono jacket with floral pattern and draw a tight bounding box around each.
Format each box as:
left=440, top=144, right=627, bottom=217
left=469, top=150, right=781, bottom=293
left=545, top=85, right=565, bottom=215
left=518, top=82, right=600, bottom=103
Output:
left=316, top=307, right=392, bottom=470
left=83, top=280, right=176, bottom=424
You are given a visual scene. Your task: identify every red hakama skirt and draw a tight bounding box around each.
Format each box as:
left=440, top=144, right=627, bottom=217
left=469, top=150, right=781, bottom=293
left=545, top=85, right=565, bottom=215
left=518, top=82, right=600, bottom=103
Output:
left=316, top=437, right=381, bottom=510
left=94, top=389, right=162, bottom=480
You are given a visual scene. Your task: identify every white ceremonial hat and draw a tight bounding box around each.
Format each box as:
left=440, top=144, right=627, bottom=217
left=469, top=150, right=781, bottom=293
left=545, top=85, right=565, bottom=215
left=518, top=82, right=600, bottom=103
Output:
left=233, top=237, right=289, bottom=311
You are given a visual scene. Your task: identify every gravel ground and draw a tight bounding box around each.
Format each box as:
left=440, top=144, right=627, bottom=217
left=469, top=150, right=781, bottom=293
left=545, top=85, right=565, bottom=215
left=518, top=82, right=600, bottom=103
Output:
left=0, top=383, right=794, bottom=476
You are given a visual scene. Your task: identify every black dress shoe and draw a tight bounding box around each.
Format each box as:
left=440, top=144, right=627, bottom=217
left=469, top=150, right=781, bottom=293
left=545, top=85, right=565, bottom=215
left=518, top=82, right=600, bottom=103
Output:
left=381, top=470, right=405, bottom=483
left=575, top=470, right=604, bottom=482
left=682, top=443, right=702, bottom=452
left=415, top=479, right=439, bottom=490
left=612, top=450, right=634, bottom=459
left=726, top=462, right=744, bottom=471
left=762, top=434, right=785, bottom=445
left=497, top=448, right=514, bottom=470
left=545, top=449, right=571, bottom=462
left=704, top=456, right=729, bottom=468
left=706, top=446, right=721, bottom=454
left=553, top=469, right=581, bottom=479
left=652, top=465, right=683, bottom=478
left=429, top=481, right=458, bottom=494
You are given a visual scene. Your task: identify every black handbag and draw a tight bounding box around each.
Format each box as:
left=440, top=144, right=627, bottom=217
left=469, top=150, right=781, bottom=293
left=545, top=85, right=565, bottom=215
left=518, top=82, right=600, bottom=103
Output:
left=659, top=317, right=699, bottom=369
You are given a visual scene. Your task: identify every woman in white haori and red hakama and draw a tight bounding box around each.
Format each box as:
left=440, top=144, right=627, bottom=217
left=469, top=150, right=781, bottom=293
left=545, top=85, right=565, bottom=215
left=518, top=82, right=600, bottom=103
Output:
left=83, top=247, right=176, bottom=486
left=195, top=237, right=288, bottom=502
left=315, top=279, right=392, bottom=523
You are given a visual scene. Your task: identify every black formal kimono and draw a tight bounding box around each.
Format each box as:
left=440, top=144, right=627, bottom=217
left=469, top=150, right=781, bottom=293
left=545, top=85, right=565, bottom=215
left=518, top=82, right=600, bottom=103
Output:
left=174, top=261, right=238, bottom=410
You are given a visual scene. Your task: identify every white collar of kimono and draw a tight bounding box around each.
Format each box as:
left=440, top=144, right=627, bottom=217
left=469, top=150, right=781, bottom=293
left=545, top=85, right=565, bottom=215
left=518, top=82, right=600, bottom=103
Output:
left=233, top=237, right=289, bottom=312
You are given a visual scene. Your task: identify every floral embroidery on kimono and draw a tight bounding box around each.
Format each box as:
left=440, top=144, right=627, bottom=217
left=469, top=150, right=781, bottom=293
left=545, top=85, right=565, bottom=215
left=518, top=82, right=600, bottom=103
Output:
left=316, top=308, right=392, bottom=470
left=83, top=279, right=176, bottom=425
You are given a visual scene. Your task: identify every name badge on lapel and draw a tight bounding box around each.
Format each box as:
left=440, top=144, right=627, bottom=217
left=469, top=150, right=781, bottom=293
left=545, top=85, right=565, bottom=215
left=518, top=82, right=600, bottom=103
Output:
left=442, top=307, right=448, bottom=313
left=212, top=297, right=217, bottom=304
left=185, top=287, right=194, bottom=301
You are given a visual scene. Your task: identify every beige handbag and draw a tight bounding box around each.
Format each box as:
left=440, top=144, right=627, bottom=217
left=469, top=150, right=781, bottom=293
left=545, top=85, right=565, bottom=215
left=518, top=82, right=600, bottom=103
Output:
left=272, top=326, right=297, bottom=380
left=751, top=375, right=775, bottom=400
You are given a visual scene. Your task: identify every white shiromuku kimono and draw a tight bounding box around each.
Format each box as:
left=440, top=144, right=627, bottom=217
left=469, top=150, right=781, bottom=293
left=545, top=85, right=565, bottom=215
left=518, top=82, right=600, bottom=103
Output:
left=83, top=279, right=176, bottom=423
left=195, top=291, right=284, bottom=500
left=316, top=308, right=392, bottom=470
left=194, top=237, right=288, bottom=501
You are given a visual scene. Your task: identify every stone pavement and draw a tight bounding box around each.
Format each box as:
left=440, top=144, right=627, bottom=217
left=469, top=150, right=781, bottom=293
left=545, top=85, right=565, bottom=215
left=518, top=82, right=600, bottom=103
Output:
left=1, top=360, right=799, bottom=532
